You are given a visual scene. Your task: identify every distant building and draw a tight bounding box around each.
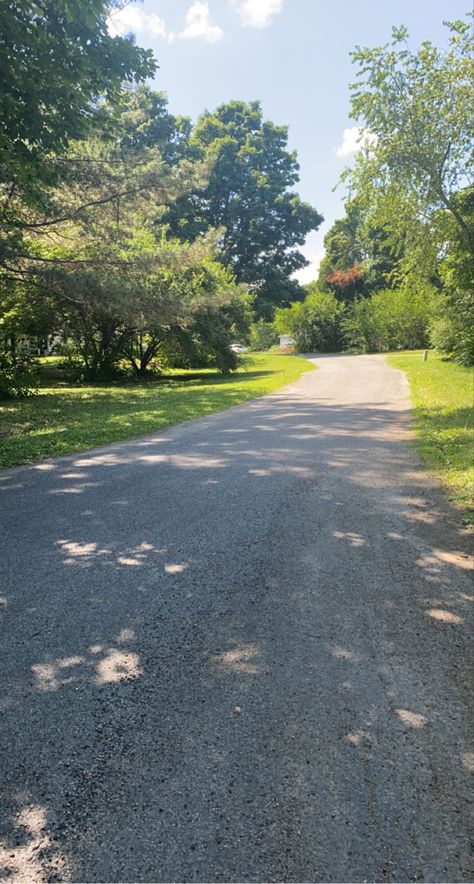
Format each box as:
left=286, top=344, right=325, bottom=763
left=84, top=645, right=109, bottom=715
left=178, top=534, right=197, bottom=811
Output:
left=279, top=335, right=295, bottom=351
left=13, top=334, right=63, bottom=356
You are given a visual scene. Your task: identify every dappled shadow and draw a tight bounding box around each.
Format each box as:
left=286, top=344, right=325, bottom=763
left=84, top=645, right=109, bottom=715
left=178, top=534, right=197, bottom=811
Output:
left=0, top=802, right=67, bottom=882
left=0, top=366, right=277, bottom=466
left=410, top=403, right=473, bottom=519
left=36, top=362, right=274, bottom=388
left=414, top=404, right=473, bottom=435
left=0, top=354, right=472, bottom=881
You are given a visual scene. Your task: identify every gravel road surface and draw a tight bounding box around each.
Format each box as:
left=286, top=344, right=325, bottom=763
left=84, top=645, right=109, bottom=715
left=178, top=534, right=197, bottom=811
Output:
left=0, top=354, right=472, bottom=883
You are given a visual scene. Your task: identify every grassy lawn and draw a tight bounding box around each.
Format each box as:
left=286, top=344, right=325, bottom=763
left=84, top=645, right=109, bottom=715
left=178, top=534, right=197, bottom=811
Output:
left=387, top=351, right=474, bottom=525
left=0, top=353, right=314, bottom=468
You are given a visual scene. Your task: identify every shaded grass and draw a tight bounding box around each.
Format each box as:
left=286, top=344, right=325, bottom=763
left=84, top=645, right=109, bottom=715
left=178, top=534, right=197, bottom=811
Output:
left=387, top=351, right=474, bottom=525
left=0, top=353, right=314, bottom=468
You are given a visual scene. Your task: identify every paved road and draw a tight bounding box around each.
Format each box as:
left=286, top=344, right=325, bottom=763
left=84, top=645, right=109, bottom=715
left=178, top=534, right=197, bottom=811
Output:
left=1, top=354, right=473, bottom=883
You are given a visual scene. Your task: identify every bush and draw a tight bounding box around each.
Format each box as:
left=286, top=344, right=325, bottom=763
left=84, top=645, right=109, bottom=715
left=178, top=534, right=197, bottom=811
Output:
left=250, top=320, right=278, bottom=351
left=430, top=294, right=474, bottom=366
left=274, top=290, right=345, bottom=352
left=436, top=187, right=474, bottom=366
left=429, top=316, right=458, bottom=358
left=0, top=354, right=38, bottom=398
left=343, top=285, right=441, bottom=352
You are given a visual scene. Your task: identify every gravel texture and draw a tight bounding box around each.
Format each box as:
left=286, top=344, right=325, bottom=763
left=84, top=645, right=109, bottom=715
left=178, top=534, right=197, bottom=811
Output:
left=0, top=354, right=472, bottom=883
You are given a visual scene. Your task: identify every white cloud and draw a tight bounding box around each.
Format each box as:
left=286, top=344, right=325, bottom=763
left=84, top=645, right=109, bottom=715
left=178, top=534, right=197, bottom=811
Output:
left=293, top=252, right=325, bottom=286
left=147, top=13, right=168, bottom=37
left=335, top=126, right=378, bottom=158
left=179, top=1, right=224, bottom=43
left=107, top=6, right=168, bottom=39
left=230, top=0, right=283, bottom=27
left=108, top=2, right=223, bottom=46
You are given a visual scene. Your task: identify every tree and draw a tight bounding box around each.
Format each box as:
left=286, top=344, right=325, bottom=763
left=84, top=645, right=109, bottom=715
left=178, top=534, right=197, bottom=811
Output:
left=252, top=269, right=306, bottom=320
left=0, top=0, right=156, bottom=197
left=165, top=100, right=322, bottom=316
left=170, top=271, right=252, bottom=373
left=23, top=144, right=244, bottom=378
left=339, top=16, right=474, bottom=364
left=0, top=0, right=158, bottom=335
left=114, top=86, right=191, bottom=165
left=274, top=288, right=344, bottom=353
left=0, top=66, right=255, bottom=384
left=317, top=201, right=401, bottom=298
left=325, top=265, right=365, bottom=302
left=430, top=185, right=474, bottom=365
left=344, top=17, right=474, bottom=264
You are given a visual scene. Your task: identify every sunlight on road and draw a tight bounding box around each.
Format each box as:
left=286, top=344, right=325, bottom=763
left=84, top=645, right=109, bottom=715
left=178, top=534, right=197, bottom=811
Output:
left=0, top=803, right=66, bottom=883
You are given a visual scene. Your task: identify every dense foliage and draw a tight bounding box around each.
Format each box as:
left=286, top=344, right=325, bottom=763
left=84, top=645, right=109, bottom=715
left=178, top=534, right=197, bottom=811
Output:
left=340, top=17, right=474, bottom=364
left=165, top=100, right=323, bottom=318
left=0, top=0, right=155, bottom=191
left=274, top=288, right=344, bottom=353
left=280, top=16, right=473, bottom=365
left=342, top=285, right=442, bottom=353
left=1, top=5, right=471, bottom=407
left=0, top=4, right=321, bottom=397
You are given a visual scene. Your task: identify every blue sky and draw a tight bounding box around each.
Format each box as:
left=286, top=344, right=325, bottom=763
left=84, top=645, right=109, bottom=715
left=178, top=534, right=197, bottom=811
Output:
left=109, top=0, right=468, bottom=283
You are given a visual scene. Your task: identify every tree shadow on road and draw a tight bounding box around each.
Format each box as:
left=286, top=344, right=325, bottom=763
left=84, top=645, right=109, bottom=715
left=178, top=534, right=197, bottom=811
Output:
left=0, top=391, right=472, bottom=881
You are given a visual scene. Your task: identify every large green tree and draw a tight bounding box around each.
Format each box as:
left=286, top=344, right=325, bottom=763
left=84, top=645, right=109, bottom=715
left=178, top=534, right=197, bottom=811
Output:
left=0, top=0, right=155, bottom=194
left=114, top=85, right=191, bottom=164
left=0, top=0, right=158, bottom=293
left=2, top=119, right=248, bottom=378
left=165, top=100, right=322, bottom=316
left=341, top=16, right=474, bottom=362
left=344, top=17, right=473, bottom=265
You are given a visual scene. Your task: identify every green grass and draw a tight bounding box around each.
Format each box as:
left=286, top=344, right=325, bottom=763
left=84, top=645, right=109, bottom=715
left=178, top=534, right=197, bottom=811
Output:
left=386, top=351, right=474, bottom=525
left=0, top=353, right=314, bottom=468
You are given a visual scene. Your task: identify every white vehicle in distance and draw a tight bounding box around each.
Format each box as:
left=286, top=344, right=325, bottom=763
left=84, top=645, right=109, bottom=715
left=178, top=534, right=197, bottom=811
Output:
left=230, top=343, right=248, bottom=353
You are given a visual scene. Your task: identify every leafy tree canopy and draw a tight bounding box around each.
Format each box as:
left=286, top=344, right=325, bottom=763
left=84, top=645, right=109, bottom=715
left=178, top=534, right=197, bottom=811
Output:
left=0, top=0, right=156, bottom=196
left=317, top=201, right=401, bottom=298
left=114, top=85, right=191, bottom=164
left=343, top=17, right=474, bottom=263
left=337, top=15, right=474, bottom=364
left=165, top=100, right=322, bottom=314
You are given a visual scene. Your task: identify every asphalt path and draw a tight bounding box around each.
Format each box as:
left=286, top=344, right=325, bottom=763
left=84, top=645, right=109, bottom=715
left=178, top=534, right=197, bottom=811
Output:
left=0, top=354, right=473, bottom=883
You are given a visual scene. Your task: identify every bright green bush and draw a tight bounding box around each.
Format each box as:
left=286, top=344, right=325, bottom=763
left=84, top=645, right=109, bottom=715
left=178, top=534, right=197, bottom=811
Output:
left=274, top=289, right=344, bottom=352
left=430, top=295, right=474, bottom=366
left=343, top=285, right=442, bottom=352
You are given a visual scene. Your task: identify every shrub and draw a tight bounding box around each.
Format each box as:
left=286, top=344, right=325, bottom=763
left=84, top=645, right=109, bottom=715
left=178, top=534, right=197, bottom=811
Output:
left=429, top=316, right=458, bottom=358
left=430, top=294, right=474, bottom=366
left=343, top=285, right=441, bottom=352
left=274, top=290, right=345, bottom=352
left=0, top=354, right=38, bottom=398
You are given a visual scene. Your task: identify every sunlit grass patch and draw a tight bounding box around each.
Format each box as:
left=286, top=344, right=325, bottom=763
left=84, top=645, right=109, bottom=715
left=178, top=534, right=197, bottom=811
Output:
left=0, top=353, right=314, bottom=468
left=387, top=351, right=474, bottom=526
